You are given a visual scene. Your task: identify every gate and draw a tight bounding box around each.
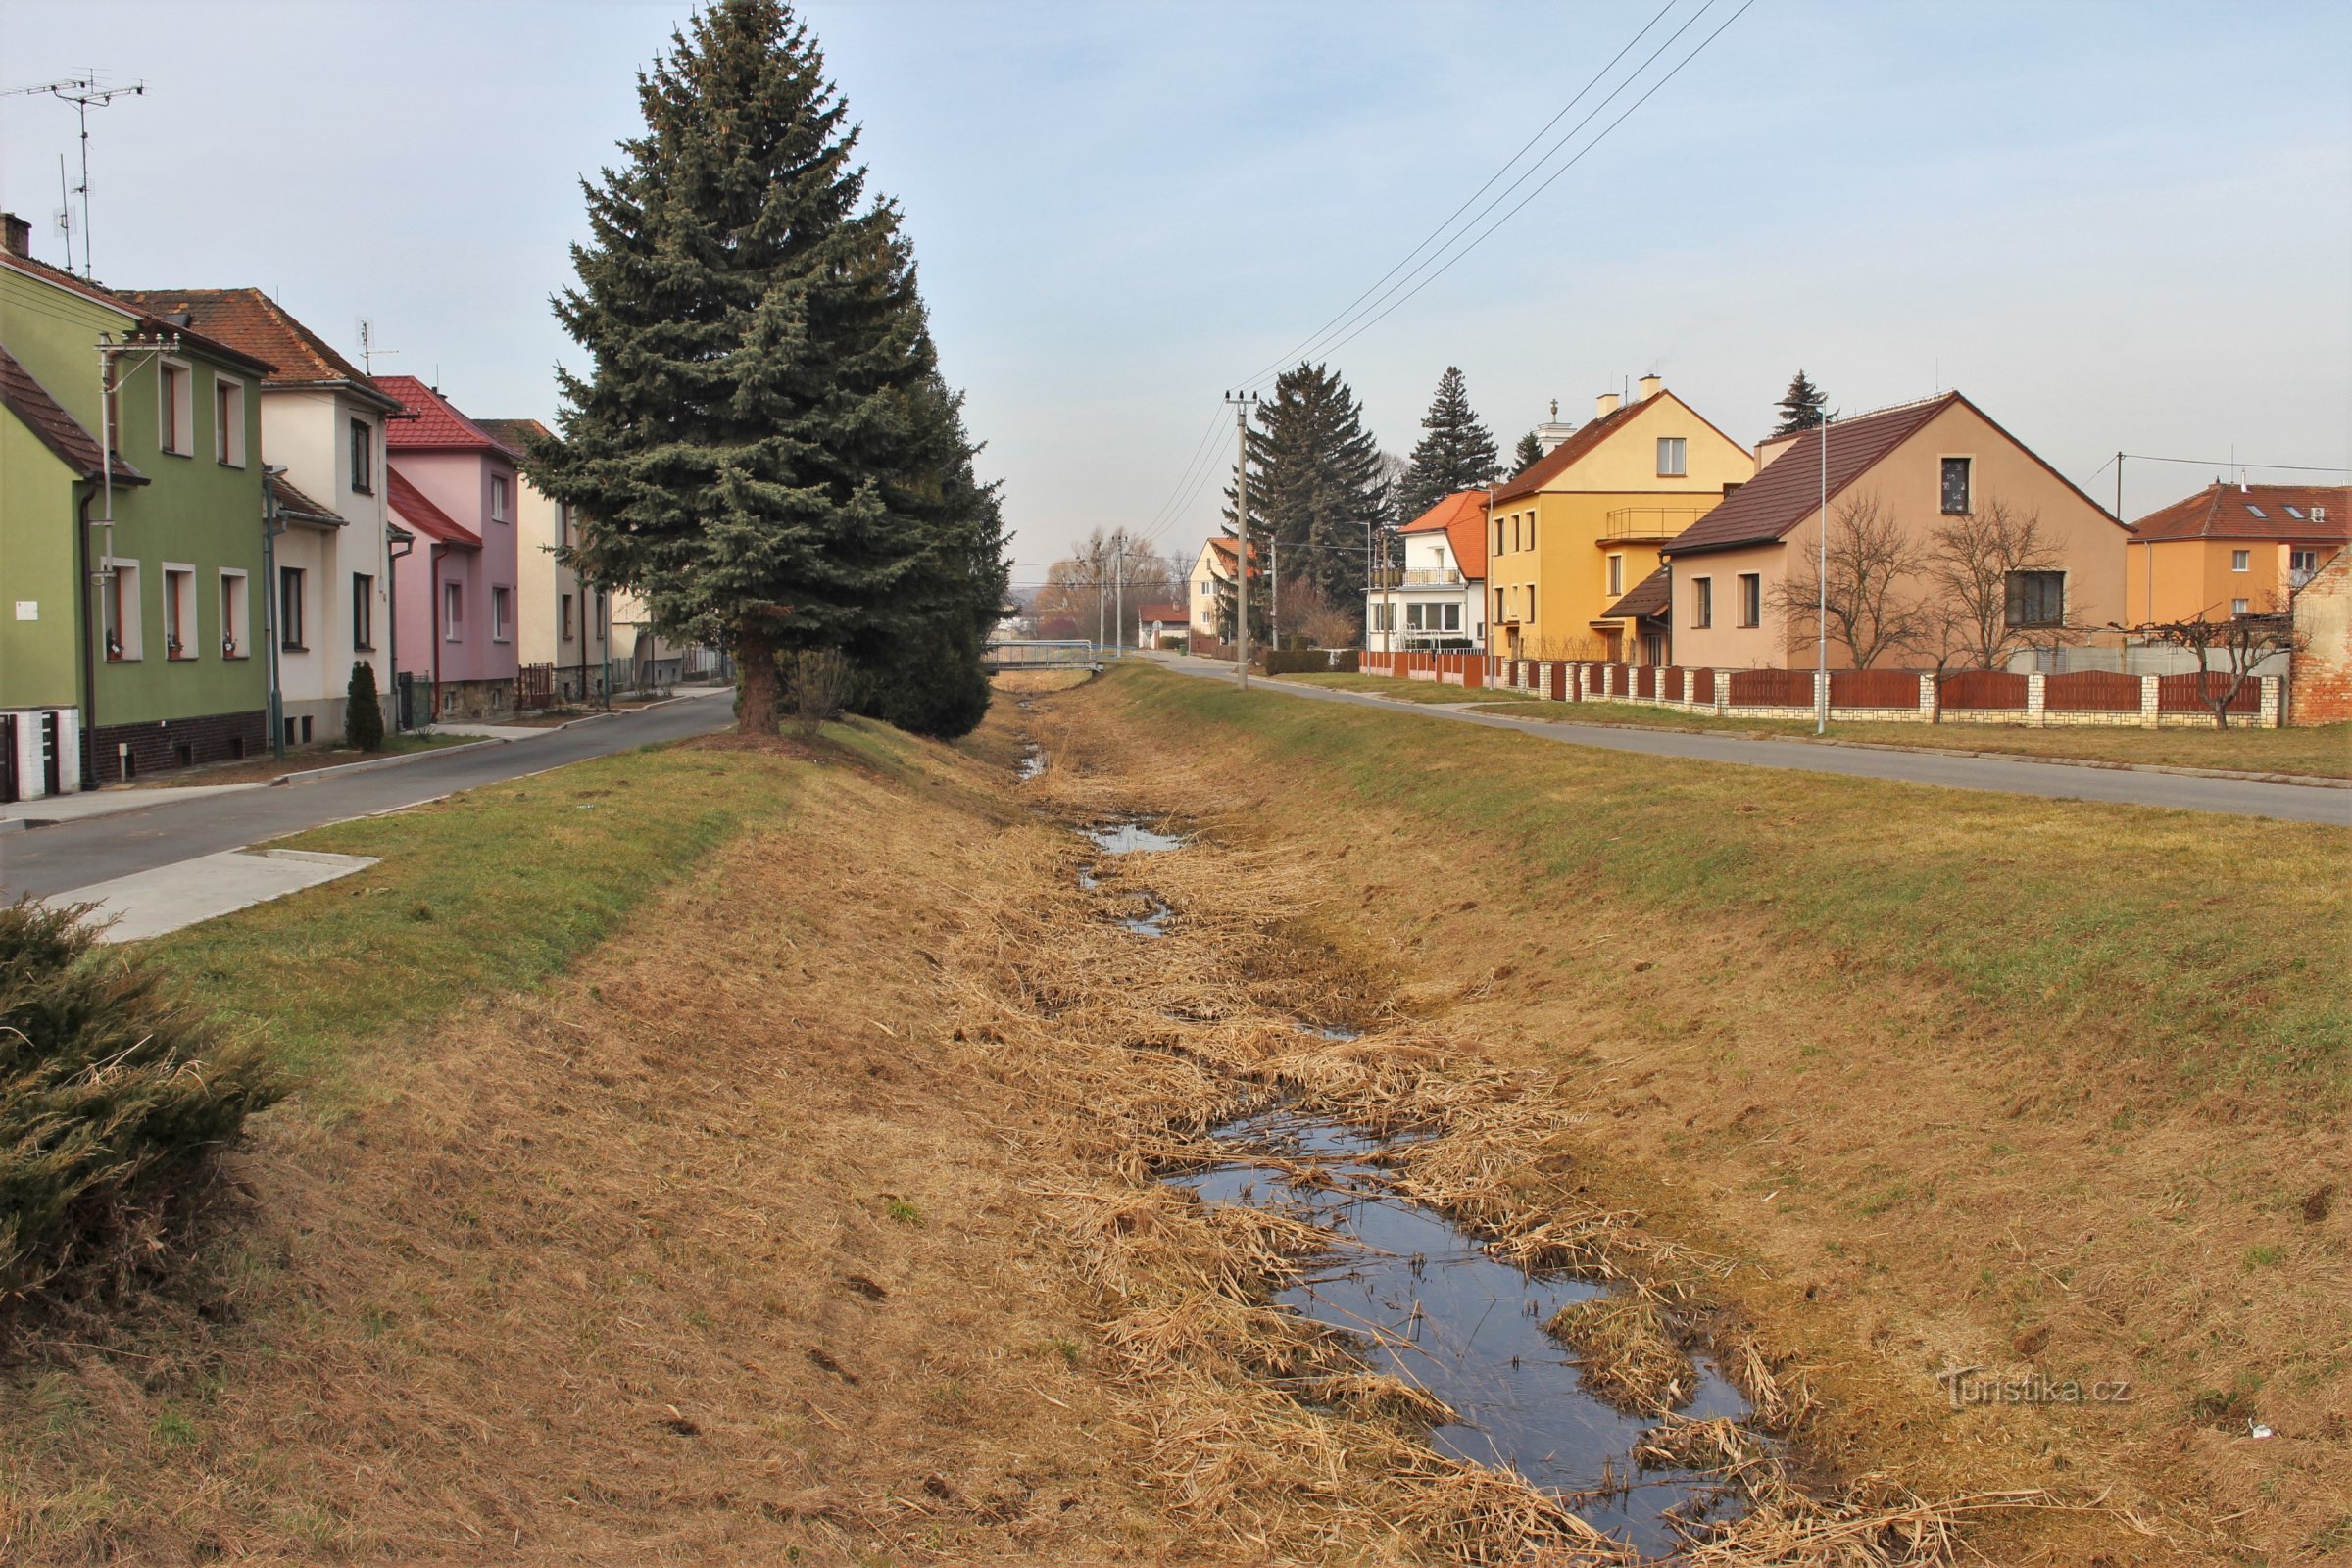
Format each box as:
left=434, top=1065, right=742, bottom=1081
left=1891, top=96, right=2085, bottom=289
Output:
left=518, top=662, right=556, bottom=710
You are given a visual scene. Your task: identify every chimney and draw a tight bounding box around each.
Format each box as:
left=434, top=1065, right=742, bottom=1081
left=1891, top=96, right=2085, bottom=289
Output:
left=1638, top=373, right=1663, bottom=401
left=1594, top=392, right=1621, bottom=418
left=1, top=212, right=29, bottom=260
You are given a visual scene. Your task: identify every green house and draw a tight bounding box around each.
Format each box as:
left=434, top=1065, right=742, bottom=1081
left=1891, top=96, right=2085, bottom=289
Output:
left=1, top=216, right=272, bottom=789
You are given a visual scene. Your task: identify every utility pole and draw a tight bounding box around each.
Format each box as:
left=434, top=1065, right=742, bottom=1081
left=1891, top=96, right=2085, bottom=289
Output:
left=1113, top=530, right=1126, bottom=660
left=1224, top=392, right=1259, bottom=687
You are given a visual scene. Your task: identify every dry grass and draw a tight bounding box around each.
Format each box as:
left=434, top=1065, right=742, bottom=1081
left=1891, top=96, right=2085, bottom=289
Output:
left=1546, top=1294, right=1698, bottom=1416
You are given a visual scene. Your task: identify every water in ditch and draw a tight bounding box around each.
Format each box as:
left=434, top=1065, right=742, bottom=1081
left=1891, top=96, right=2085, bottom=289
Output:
left=1080, top=818, right=1184, bottom=935
left=1168, top=1107, right=1750, bottom=1554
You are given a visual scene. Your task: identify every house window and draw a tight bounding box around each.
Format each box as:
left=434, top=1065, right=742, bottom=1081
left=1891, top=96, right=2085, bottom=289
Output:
left=1691, top=576, right=1713, bottom=628
left=279, top=566, right=307, bottom=651
left=491, top=476, right=510, bottom=521
left=1656, top=436, right=1687, bottom=477
left=1738, top=572, right=1761, bottom=628
left=1441, top=602, right=1460, bottom=632
left=1494, top=586, right=1506, bottom=622
left=351, top=417, right=373, bottom=494
left=1940, top=457, right=1973, bottom=514
left=2004, top=569, right=2065, bottom=628
left=492, top=585, right=512, bottom=642
left=1526, top=584, right=1537, bottom=623
left=1526, top=514, right=1537, bottom=551
left=220, top=570, right=249, bottom=657
left=562, top=592, right=576, bottom=642
left=214, top=376, right=246, bottom=466
left=1607, top=554, right=1624, bottom=597
left=1494, top=518, right=1505, bottom=555
left=556, top=502, right=571, bottom=548
left=2230, top=598, right=2250, bottom=615
left=2291, top=548, right=2320, bottom=586
left=158, top=362, right=193, bottom=455
left=353, top=573, right=375, bottom=650
left=163, top=566, right=194, bottom=659
left=444, top=580, right=464, bottom=640
left=104, top=560, right=140, bottom=660
left=2231, top=549, right=2251, bottom=572
left=1405, top=602, right=1426, bottom=630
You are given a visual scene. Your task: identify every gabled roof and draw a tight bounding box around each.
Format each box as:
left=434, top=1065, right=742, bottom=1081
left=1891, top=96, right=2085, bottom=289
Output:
left=0, top=341, right=148, bottom=485
left=1398, top=488, right=1489, bottom=579
left=377, top=374, right=509, bottom=454
left=1492, top=394, right=1655, bottom=503
left=270, top=473, right=346, bottom=528
left=0, top=253, right=275, bottom=376
left=1205, top=535, right=1264, bottom=575
left=1136, top=602, right=1187, bottom=623
left=1663, top=394, right=1961, bottom=557
left=386, top=466, right=480, bottom=547
left=471, top=416, right=547, bottom=464
left=1601, top=566, right=1671, bottom=621
left=2130, top=482, right=2349, bottom=544
left=114, top=288, right=404, bottom=412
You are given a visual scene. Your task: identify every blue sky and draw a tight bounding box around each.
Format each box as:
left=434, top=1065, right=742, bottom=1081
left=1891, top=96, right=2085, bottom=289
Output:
left=5, top=1, right=2347, bottom=586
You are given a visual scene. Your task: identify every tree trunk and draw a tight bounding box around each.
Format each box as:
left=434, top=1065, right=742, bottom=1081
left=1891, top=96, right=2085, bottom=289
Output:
left=737, top=622, right=781, bottom=737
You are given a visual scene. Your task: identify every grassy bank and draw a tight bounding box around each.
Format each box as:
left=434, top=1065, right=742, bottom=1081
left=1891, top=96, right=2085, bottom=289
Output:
left=1281, top=670, right=2352, bottom=777
left=1061, top=663, right=2352, bottom=1561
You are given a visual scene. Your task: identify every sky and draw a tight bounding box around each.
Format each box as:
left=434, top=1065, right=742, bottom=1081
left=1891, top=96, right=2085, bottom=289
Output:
left=5, top=0, right=2348, bottom=591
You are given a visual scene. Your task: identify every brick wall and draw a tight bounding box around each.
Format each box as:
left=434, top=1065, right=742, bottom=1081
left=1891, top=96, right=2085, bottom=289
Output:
left=85, top=708, right=269, bottom=783
left=2290, top=550, right=2352, bottom=725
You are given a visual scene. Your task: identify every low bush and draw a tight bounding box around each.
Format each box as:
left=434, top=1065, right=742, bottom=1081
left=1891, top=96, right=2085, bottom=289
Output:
left=1, top=902, right=283, bottom=1309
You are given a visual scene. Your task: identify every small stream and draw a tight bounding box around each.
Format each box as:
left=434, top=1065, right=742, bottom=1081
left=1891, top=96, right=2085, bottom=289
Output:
left=1081, top=814, right=1748, bottom=1547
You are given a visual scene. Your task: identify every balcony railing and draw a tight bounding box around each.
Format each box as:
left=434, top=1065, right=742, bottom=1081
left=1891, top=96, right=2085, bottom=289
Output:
left=1600, top=507, right=1710, bottom=540
left=1401, top=567, right=1463, bottom=586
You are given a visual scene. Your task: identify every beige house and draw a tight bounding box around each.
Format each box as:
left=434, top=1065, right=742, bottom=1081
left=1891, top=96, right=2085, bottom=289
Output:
left=1661, top=392, right=2127, bottom=669
left=475, top=418, right=611, bottom=703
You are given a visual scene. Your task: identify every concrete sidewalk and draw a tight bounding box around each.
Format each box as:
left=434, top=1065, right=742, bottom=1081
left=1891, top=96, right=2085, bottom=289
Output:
left=54, top=847, right=380, bottom=943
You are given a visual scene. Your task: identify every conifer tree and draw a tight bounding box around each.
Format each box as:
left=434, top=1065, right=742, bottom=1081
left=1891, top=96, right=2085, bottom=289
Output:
left=1396, top=366, right=1498, bottom=520
left=1512, top=429, right=1544, bottom=474
left=527, top=0, right=1003, bottom=737
left=1772, top=369, right=1831, bottom=435
left=1220, top=363, right=1387, bottom=609
left=344, top=661, right=384, bottom=752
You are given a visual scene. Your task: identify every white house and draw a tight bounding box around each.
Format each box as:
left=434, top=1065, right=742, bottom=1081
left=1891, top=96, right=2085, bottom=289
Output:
left=1367, top=489, right=1487, bottom=652
left=122, top=288, right=404, bottom=744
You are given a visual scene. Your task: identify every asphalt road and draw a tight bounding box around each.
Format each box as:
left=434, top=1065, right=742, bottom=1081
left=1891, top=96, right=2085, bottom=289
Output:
left=1161, top=658, right=2351, bottom=826
left=1, top=691, right=737, bottom=900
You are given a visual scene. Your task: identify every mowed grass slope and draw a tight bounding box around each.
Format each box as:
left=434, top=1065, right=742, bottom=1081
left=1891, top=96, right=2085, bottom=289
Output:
left=1082, top=663, right=2351, bottom=1560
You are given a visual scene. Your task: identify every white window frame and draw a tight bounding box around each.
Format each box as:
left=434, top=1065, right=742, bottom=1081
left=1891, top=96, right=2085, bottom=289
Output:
left=2231, top=598, right=2250, bottom=614
left=2231, top=549, right=2250, bottom=572
left=1607, top=554, right=1624, bottom=597
left=1656, top=436, right=1688, bottom=478
left=220, top=569, right=250, bottom=658
left=278, top=564, right=307, bottom=652
left=214, top=374, right=247, bottom=466
left=491, top=475, right=510, bottom=522
left=157, top=359, right=194, bottom=456
left=491, top=584, right=513, bottom=643
left=162, top=563, right=196, bottom=660
left=105, top=558, right=143, bottom=661
left=444, top=580, right=465, bottom=640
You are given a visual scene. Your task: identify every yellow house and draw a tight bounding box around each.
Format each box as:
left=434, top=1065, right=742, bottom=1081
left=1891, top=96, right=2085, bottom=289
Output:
left=1484, top=376, right=1752, bottom=663
left=2122, top=482, right=2347, bottom=626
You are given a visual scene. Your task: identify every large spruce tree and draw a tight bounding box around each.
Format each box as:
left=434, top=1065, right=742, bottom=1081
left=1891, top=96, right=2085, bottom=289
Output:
left=1221, top=362, right=1387, bottom=609
left=1772, top=369, right=1831, bottom=435
left=527, top=0, right=1004, bottom=737
left=1396, top=366, right=1498, bottom=520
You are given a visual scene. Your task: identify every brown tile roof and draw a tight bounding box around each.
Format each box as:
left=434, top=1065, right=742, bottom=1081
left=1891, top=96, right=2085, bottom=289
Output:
left=1491, top=394, right=1656, bottom=503
left=1135, top=602, right=1187, bottom=624
left=1398, top=488, right=1489, bottom=579
left=1662, top=394, right=1960, bottom=557
left=377, top=375, right=508, bottom=454
left=386, top=466, right=480, bottom=547
left=0, top=341, right=146, bottom=485
left=1601, top=565, right=1670, bottom=621
left=1, top=254, right=276, bottom=376
left=471, top=416, right=547, bottom=464
left=2130, top=482, right=2349, bottom=544
left=270, top=472, right=345, bottom=527
left=113, top=289, right=400, bottom=412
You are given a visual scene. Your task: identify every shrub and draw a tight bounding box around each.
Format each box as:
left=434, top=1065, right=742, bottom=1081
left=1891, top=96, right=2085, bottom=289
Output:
left=1, top=902, right=283, bottom=1308
left=345, top=660, right=386, bottom=752
left=781, top=649, right=858, bottom=738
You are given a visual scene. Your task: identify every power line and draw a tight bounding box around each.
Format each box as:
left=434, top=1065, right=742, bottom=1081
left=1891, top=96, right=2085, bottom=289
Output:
left=2118, top=454, right=2351, bottom=474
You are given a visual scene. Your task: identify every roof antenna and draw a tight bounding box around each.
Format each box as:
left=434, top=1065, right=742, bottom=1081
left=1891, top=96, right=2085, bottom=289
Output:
left=3, top=74, right=147, bottom=279
left=357, top=318, right=399, bottom=376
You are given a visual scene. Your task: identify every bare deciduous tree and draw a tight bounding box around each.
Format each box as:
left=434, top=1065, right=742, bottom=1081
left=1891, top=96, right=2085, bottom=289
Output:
left=1772, top=493, right=1928, bottom=669
left=1033, top=529, right=1188, bottom=647
left=1915, top=501, right=2090, bottom=714
left=2122, top=605, right=2303, bottom=729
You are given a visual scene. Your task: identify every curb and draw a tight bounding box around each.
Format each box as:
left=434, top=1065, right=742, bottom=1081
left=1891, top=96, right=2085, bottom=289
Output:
left=270, top=736, right=506, bottom=787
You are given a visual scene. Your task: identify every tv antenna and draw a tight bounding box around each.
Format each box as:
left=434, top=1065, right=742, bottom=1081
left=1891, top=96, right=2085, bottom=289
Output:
left=357, top=318, right=400, bottom=375
left=4, top=74, right=147, bottom=279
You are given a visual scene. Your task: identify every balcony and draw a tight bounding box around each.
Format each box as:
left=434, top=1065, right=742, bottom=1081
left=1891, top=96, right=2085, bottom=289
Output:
left=1401, top=567, right=1463, bottom=586
left=1599, top=506, right=1710, bottom=542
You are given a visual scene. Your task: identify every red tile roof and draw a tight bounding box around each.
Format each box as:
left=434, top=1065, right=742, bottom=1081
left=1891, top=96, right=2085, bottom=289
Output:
left=471, top=416, right=547, bottom=463
left=114, top=288, right=401, bottom=412
left=2130, top=483, right=2349, bottom=544
left=0, top=341, right=147, bottom=485
left=1398, top=487, right=1489, bottom=579
left=1491, top=394, right=1656, bottom=503
left=1664, top=395, right=1960, bottom=557
left=1207, top=535, right=1264, bottom=573
left=270, top=473, right=345, bottom=527
left=376, top=375, right=508, bottom=453
left=0, top=254, right=276, bottom=376
left=386, top=466, right=480, bottom=548
left=1136, top=602, right=1187, bottom=624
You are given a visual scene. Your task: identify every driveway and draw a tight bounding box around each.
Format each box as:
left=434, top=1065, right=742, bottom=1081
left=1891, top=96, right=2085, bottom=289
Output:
left=1, top=690, right=737, bottom=901
left=1161, top=659, right=2350, bottom=826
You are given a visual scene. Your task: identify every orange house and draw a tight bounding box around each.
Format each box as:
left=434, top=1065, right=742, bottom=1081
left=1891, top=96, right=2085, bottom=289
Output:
left=2123, top=482, right=2349, bottom=626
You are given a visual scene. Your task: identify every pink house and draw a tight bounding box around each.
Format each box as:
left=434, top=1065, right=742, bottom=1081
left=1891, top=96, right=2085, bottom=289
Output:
left=380, top=376, right=520, bottom=719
